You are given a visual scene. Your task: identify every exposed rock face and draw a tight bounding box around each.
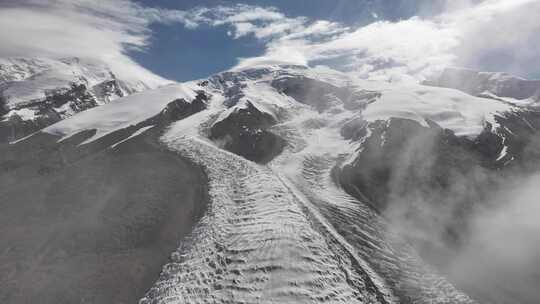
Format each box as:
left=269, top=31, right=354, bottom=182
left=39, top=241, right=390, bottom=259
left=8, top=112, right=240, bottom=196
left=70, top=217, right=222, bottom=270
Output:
left=1, top=83, right=99, bottom=141
left=158, top=91, right=208, bottom=125
left=493, top=110, right=540, bottom=164
left=340, top=118, right=494, bottom=247
left=209, top=100, right=286, bottom=163
left=426, top=67, right=540, bottom=99
left=1, top=110, right=59, bottom=142
left=0, top=96, right=8, bottom=116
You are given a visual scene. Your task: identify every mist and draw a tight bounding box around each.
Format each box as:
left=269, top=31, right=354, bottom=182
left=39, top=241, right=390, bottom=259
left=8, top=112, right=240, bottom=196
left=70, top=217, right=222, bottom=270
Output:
left=448, top=173, right=540, bottom=303
left=377, top=121, right=540, bottom=303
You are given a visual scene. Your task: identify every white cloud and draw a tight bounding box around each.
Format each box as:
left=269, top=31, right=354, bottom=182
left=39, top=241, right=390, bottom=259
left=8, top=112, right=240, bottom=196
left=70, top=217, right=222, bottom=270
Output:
left=0, top=1, right=314, bottom=83
left=178, top=4, right=313, bottom=40
left=231, top=0, right=540, bottom=81
left=211, top=5, right=286, bottom=24
left=2, top=0, right=538, bottom=84
left=448, top=0, right=540, bottom=77
left=0, top=0, right=171, bottom=86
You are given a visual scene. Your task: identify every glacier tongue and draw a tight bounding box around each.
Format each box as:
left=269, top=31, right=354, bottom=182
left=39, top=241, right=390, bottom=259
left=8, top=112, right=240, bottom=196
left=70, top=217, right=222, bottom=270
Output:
left=148, top=108, right=390, bottom=303
left=138, top=67, right=479, bottom=303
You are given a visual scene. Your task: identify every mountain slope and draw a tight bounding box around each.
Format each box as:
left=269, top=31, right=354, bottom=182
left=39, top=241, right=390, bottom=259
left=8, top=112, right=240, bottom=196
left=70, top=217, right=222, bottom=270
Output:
left=2, top=64, right=540, bottom=304
left=0, top=57, right=168, bottom=143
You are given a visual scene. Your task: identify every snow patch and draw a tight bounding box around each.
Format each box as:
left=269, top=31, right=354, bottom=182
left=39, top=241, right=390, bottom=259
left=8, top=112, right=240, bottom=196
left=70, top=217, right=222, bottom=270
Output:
left=496, top=145, right=508, bottom=161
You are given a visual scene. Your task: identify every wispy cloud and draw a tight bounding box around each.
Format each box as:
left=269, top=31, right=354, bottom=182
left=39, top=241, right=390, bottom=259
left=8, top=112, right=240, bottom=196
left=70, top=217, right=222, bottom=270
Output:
left=0, top=0, right=163, bottom=85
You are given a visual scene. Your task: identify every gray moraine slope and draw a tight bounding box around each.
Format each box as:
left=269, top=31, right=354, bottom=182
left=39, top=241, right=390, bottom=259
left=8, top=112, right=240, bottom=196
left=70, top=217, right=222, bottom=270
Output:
left=0, top=127, right=208, bottom=304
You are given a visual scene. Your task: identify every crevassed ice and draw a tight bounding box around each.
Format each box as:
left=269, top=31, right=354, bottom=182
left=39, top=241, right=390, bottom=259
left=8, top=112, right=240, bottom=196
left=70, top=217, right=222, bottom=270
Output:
left=143, top=106, right=390, bottom=303
left=142, top=69, right=479, bottom=303
left=268, top=98, right=475, bottom=303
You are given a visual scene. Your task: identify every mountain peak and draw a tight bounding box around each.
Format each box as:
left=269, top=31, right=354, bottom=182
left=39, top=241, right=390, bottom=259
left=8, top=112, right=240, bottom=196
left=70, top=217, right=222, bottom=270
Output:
left=0, top=56, right=170, bottom=143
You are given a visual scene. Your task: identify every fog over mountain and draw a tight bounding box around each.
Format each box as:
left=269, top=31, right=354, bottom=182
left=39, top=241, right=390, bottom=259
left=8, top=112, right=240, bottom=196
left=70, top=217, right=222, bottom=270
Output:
left=1, top=1, right=539, bottom=304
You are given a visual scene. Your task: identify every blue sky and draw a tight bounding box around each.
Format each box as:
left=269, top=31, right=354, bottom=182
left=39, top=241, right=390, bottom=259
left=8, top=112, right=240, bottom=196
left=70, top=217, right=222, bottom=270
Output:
left=131, top=0, right=451, bottom=81
left=1, top=0, right=539, bottom=83
left=129, top=17, right=265, bottom=81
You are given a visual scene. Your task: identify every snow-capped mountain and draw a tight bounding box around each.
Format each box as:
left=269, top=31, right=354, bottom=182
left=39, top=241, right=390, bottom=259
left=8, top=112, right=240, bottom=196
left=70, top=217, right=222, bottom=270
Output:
left=0, top=57, right=168, bottom=143
left=1, top=64, right=539, bottom=304
left=425, top=67, right=540, bottom=103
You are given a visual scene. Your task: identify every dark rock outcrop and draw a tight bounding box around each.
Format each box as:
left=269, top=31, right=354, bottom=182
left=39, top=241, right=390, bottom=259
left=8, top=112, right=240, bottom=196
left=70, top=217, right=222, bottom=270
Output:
left=0, top=96, right=8, bottom=116
left=209, top=101, right=286, bottom=164
left=158, top=91, right=208, bottom=125
left=490, top=110, right=540, bottom=164
left=0, top=80, right=129, bottom=143
left=338, top=111, right=540, bottom=270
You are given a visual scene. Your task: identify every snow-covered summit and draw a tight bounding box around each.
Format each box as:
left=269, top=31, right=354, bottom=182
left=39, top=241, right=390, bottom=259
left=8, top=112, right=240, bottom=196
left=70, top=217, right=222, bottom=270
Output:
left=0, top=57, right=170, bottom=142
left=38, top=64, right=520, bottom=145
left=0, top=57, right=165, bottom=107
left=213, top=64, right=515, bottom=136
